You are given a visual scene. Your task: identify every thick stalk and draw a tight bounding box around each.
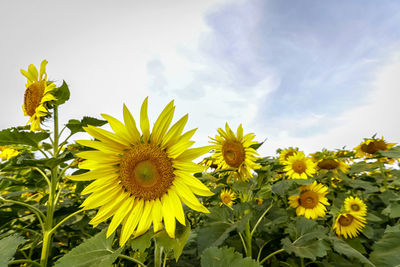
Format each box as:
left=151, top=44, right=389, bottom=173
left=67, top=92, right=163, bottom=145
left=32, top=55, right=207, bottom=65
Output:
left=154, top=241, right=163, bottom=267
left=380, top=162, right=387, bottom=191
left=40, top=106, right=60, bottom=267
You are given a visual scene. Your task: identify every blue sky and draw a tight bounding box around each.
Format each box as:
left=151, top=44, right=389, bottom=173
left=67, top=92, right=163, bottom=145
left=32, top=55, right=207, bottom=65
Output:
left=0, top=0, right=399, bottom=156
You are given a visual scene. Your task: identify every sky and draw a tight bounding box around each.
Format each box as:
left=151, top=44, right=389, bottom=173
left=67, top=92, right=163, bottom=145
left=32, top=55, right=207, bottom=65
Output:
left=1, top=0, right=399, bottom=157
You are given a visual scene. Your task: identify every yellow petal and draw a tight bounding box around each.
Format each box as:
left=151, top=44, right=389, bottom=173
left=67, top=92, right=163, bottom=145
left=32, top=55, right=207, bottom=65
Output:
left=83, top=125, right=129, bottom=148
left=161, top=114, right=188, bottom=149
left=81, top=184, right=122, bottom=210
left=173, top=161, right=204, bottom=173
left=89, top=191, right=130, bottom=227
left=152, top=198, right=163, bottom=232
left=39, top=60, right=48, bottom=80
left=174, top=171, right=213, bottom=196
left=76, top=140, right=122, bottom=154
left=119, top=199, right=144, bottom=246
left=28, top=64, right=39, bottom=81
left=151, top=100, right=175, bottom=145
left=68, top=167, right=117, bottom=181
left=106, top=196, right=135, bottom=237
left=168, top=190, right=185, bottom=226
left=134, top=200, right=153, bottom=237
left=123, top=104, right=141, bottom=144
left=168, top=141, right=195, bottom=158
left=140, top=97, right=150, bottom=143
left=173, top=180, right=209, bottom=213
left=176, top=146, right=213, bottom=161
left=161, top=194, right=176, bottom=238
left=76, top=151, right=120, bottom=163
left=101, top=114, right=132, bottom=145
left=81, top=176, right=119, bottom=195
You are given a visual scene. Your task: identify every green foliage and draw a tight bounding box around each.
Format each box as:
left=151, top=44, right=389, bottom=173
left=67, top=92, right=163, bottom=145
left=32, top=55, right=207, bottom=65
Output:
left=0, top=234, right=25, bottom=266
left=201, top=246, right=261, bottom=267
left=54, top=229, right=123, bottom=267
left=369, top=227, right=400, bottom=267
left=52, top=81, right=71, bottom=105
left=0, top=127, right=49, bottom=148
left=66, top=117, right=108, bottom=134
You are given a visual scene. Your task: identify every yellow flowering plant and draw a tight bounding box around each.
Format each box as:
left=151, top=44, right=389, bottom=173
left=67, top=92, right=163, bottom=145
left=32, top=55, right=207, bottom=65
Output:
left=1, top=60, right=400, bottom=267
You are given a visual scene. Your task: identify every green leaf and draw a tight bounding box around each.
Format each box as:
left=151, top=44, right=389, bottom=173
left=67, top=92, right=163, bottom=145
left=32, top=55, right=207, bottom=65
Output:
left=0, top=127, right=49, bottom=148
left=52, top=80, right=70, bottom=105
left=370, top=228, right=400, bottom=267
left=382, top=203, right=400, bottom=218
left=153, top=220, right=191, bottom=261
left=250, top=140, right=265, bottom=151
left=66, top=117, right=108, bottom=135
left=130, top=230, right=153, bottom=253
left=201, top=246, right=261, bottom=267
left=197, top=222, right=237, bottom=253
left=378, top=146, right=400, bottom=158
left=0, top=234, right=25, bottom=267
left=54, top=229, right=122, bottom=267
left=281, top=218, right=328, bottom=260
left=330, top=237, right=374, bottom=266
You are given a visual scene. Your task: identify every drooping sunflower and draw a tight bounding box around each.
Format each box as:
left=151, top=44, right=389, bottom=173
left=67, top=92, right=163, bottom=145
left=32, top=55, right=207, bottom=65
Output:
left=354, top=136, right=396, bottom=158
left=278, top=147, right=299, bottom=164
left=0, top=146, right=20, bottom=161
left=219, top=188, right=236, bottom=207
left=20, top=60, right=57, bottom=132
left=209, top=123, right=260, bottom=182
left=333, top=212, right=366, bottom=239
left=311, top=149, right=349, bottom=174
left=344, top=196, right=367, bottom=217
left=283, top=151, right=316, bottom=179
left=70, top=98, right=213, bottom=246
left=288, top=181, right=329, bottom=219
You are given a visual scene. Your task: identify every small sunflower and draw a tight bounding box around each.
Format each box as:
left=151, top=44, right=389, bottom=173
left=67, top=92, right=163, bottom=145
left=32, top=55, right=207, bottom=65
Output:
left=209, top=123, right=260, bottom=182
left=344, top=196, right=367, bottom=217
left=0, top=146, right=20, bottom=161
left=70, top=98, right=213, bottom=246
left=219, top=189, right=236, bottom=207
left=283, top=151, right=316, bottom=179
left=317, top=158, right=349, bottom=174
left=278, top=147, right=299, bottom=164
left=333, top=212, right=366, bottom=239
left=20, top=60, right=57, bottom=132
left=288, top=181, right=329, bottom=219
left=354, top=136, right=396, bottom=158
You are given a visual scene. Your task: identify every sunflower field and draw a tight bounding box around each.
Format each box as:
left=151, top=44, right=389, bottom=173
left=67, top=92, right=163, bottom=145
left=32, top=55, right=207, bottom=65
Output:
left=1, top=60, right=400, bottom=267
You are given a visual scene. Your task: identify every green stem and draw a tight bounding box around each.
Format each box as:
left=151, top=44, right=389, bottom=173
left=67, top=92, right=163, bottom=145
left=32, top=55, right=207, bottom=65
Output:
left=40, top=106, right=60, bottom=267
left=118, top=254, right=147, bottom=267
left=162, top=252, right=167, bottom=267
left=238, top=232, right=247, bottom=255
left=260, top=248, right=285, bottom=265
left=380, top=162, right=387, bottom=191
left=154, top=240, right=163, bottom=267
left=300, top=257, right=305, bottom=267
left=0, top=197, right=45, bottom=232
left=251, top=202, right=273, bottom=236
left=8, top=259, right=42, bottom=267
left=244, top=221, right=252, bottom=258
left=49, top=209, right=83, bottom=235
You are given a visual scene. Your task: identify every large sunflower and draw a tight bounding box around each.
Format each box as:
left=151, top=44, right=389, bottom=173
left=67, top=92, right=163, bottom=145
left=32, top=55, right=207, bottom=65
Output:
left=344, top=196, right=367, bottom=217
left=333, top=212, right=366, bottom=239
left=288, top=181, right=329, bottom=219
left=70, top=98, right=213, bottom=246
left=209, top=123, right=260, bottom=182
left=283, top=151, right=316, bottom=179
left=20, top=60, right=57, bottom=132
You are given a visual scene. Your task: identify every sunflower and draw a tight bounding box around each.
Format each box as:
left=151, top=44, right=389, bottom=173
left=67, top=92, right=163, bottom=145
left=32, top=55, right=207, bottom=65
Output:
left=219, top=189, right=236, bottom=207
left=278, top=147, right=299, bottom=164
left=317, top=158, right=349, bottom=174
left=0, top=146, right=20, bottom=161
left=70, top=98, right=213, bottom=246
left=20, top=60, right=57, bottom=132
left=333, top=212, right=366, bottom=239
left=354, top=136, right=396, bottom=158
left=209, top=123, right=260, bottom=182
left=283, top=151, right=316, bottom=179
left=344, top=196, right=367, bottom=217
left=288, top=181, right=329, bottom=219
